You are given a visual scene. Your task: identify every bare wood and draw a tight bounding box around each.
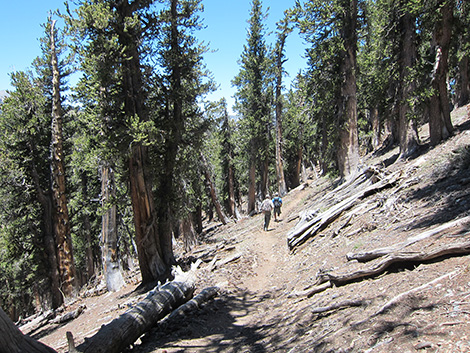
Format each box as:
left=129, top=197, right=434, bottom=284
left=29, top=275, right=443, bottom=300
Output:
left=288, top=281, right=332, bottom=298
left=66, top=331, right=78, bottom=353
left=288, top=171, right=400, bottom=249
left=311, top=299, right=366, bottom=315
left=51, top=305, right=85, bottom=325
left=164, top=286, right=218, bottom=323
left=211, top=252, right=242, bottom=271
left=373, top=270, right=458, bottom=316
left=346, top=215, right=470, bottom=262
left=75, top=278, right=195, bottom=353
left=19, top=310, right=55, bottom=335
left=318, top=242, right=470, bottom=286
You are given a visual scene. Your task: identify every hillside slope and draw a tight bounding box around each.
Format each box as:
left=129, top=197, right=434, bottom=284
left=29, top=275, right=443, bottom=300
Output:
left=37, top=105, right=470, bottom=353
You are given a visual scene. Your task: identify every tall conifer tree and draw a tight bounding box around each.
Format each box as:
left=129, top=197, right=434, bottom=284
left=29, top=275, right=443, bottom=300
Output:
left=233, top=0, right=272, bottom=213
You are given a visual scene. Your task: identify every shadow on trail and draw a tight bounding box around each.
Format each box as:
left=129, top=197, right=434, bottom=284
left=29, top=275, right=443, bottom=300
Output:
left=132, top=290, right=285, bottom=353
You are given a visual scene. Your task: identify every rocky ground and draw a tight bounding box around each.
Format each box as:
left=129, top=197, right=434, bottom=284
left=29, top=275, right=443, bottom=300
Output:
left=35, top=104, right=470, bottom=353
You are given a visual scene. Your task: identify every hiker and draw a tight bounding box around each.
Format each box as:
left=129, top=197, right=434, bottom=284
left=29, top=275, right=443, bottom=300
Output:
left=272, top=193, right=282, bottom=221
left=260, top=195, right=274, bottom=231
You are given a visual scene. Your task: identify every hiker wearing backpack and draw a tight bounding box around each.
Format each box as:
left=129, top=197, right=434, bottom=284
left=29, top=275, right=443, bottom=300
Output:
left=260, top=195, right=274, bottom=231
left=272, top=193, right=282, bottom=222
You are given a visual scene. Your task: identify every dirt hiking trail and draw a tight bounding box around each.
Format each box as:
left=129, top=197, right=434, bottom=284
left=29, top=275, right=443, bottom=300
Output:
left=35, top=104, right=470, bottom=352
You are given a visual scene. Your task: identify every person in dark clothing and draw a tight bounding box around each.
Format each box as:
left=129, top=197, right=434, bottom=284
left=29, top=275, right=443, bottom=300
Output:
left=272, top=193, right=282, bottom=222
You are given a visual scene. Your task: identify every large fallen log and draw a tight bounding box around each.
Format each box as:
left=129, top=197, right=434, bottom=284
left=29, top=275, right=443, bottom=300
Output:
left=287, top=170, right=401, bottom=249
left=317, top=241, right=470, bottom=287
left=74, top=269, right=196, bottom=353
left=346, top=215, right=470, bottom=262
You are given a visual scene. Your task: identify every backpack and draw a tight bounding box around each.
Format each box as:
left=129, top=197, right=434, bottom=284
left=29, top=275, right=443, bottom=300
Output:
left=273, top=197, right=282, bottom=207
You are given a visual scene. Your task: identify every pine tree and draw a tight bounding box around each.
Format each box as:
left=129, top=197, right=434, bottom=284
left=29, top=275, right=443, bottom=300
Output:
left=273, top=11, right=293, bottom=197
left=297, top=0, right=361, bottom=179
left=233, top=0, right=273, bottom=213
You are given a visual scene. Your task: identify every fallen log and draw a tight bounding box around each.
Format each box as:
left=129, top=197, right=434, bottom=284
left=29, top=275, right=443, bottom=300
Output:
left=162, top=286, right=218, bottom=324
left=311, top=299, right=366, bottom=315
left=288, top=281, right=332, bottom=298
left=19, top=310, right=55, bottom=335
left=346, top=215, right=470, bottom=262
left=75, top=270, right=196, bottom=353
left=288, top=171, right=400, bottom=249
left=317, top=241, right=470, bottom=287
left=373, top=269, right=459, bottom=316
left=50, top=305, right=85, bottom=325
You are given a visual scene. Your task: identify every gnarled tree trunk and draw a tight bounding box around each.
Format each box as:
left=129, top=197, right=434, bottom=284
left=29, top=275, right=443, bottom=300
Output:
left=429, top=0, right=454, bottom=145
left=0, top=307, right=57, bottom=353
left=50, top=19, right=77, bottom=298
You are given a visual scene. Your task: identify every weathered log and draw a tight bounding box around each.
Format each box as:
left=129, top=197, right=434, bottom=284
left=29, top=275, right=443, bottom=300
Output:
left=0, top=307, right=57, bottom=353
left=311, top=299, right=366, bottom=315
left=163, top=286, right=218, bottom=323
left=346, top=215, right=470, bottom=262
left=19, top=310, right=55, bottom=336
left=288, top=281, right=332, bottom=298
left=318, top=241, right=470, bottom=286
left=288, top=171, right=400, bottom=249
left=75, top=277, right=195, bottom=353
left=373, top=269, right=458, bottom=316
left=50, top=305, right=85, bottom=325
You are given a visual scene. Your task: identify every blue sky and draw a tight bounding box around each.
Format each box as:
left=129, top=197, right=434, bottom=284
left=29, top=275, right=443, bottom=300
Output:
left=0, top=0, right=307, bottom=113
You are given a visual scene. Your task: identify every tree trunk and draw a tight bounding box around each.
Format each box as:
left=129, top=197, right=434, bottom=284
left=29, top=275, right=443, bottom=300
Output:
left=115, top=1, right=174, bottom=284
left=101, top=164, right=125, bottom=292
left=80, top=172, right=95, bottom=280
left=429, top=0, right=454, bottom=145
left=293, top=122, right=304, bottom=188
left=458, top=55, right=469, bottom=107
left=129, top=145, right=168, bottom=283
left=75, top=278, right=195, bottom=353
left=337, top=0, right=359, bottom=179
left=30, top=153, right=62, bottom=309
left=50, top=19, right=77, bottom=298
left=275, top=31, right=288, bottom=197
left=248, top=150, right=256, bottom=215
left=397, top=9, right=419, bottom=158
left=370, top=106, right=381, bottom=149
left=0, top=307, right=57, bottom=353
left=201, top=153, right=229, bottom=225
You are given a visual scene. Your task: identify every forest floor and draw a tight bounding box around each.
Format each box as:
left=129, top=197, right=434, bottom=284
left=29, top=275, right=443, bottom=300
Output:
left=35, top=104, right=470, bottom=353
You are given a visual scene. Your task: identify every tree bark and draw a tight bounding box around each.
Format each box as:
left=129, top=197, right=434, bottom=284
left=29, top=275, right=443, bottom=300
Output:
left=0, top=307, right=57, bottom=353
left=274, top=23, right=289, bottom=197
left=30, top=153, right=62, bottom=309
left=288, top=170, right=400, bottom=249
left=80, top=172, right=95, bottom=280
left=337, top=0, right=359, bottom=179
left=248, top=151, right=257, bottom=215
left=75, top=278, right=195, bottom=353
left=458, top=55, right=469, bottom=107
left=115, top=1, right=174, bottom=284
left=429, top=0, right=454, bottom=145
left=201, top=153, right=229, bottom=225
left=50, top=19, right=77, bottom=298
left=101, top=164, right=125, bottom=292
left=398, top=8, right=419, bottom=158
left=346, top=215, right=470, bottom=262
left=318, top=241, right=470, bottom=286
left=370, top=106, right=381, bottom=149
